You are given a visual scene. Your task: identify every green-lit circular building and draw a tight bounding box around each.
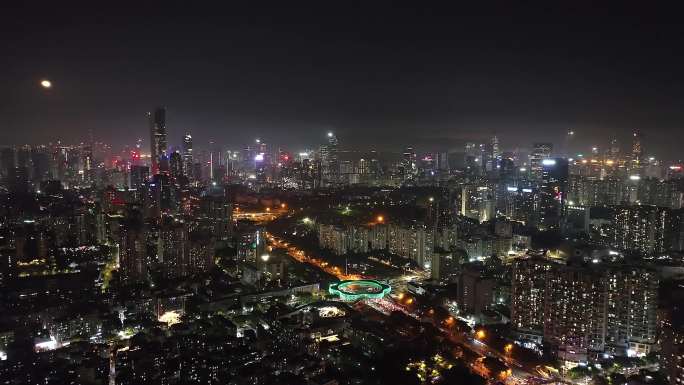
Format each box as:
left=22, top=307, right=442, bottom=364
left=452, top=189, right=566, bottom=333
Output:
left=328, top=280, right=391, bottom=301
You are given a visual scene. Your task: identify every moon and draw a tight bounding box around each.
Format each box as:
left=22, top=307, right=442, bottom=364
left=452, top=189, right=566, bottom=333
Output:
left=40, top=79, right=52, bottom=89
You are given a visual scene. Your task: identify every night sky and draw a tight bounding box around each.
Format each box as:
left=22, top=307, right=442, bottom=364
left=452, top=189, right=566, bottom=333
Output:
left=2, top=3, right=684, bottom=158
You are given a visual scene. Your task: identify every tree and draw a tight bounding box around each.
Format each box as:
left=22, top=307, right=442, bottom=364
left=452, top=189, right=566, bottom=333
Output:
left=567, top=365, right=591, bottom=380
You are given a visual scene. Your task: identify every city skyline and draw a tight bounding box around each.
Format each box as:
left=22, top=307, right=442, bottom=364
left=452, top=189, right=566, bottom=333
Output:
left=3, top=3, right=684, bottom=385
left=3, top=4, right=684, bottom=158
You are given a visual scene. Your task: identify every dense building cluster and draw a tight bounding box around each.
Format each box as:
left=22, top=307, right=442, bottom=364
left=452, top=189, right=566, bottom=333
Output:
left=511, top=258, right=658, bottom=361
left=1, top=111, right=684, bottom=385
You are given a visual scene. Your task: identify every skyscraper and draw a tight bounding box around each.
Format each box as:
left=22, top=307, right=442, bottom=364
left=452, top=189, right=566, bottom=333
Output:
left=529, top=142, right=553, bottom=180
left=491, top=135, right=500, bottom=169
left=320, top=132, right=339, bottom=186
left=402, top=146, right=417, bottom=181
left=118, top=209, right=148, bottom=283
left=169, top=151, right=183, bottom=180
left=148, top=107, right=168, bottom=175
left=159, top=218, right=190, bottom=279
left=632, top=130, right=643, bottom=168
left=182, top=134, right=193, bottom=179
left=539, top=158, right=569, bottom=230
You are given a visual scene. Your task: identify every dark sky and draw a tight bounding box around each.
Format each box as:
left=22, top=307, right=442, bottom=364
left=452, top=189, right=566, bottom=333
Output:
left=2, top=2, right=684, bottom=159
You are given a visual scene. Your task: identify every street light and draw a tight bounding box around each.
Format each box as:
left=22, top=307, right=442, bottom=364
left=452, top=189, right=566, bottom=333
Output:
left=504, top=343, right=513, bottom=354
left=476, top=329, right=486, bottom=340
left=376, top=215, right=384, bottom=223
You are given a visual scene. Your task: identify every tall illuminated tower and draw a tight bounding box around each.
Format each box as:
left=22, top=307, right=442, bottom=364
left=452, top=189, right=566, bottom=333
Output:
left=632, top=130, right=643, bottom=168
left=320, top=132, right=339, bottom=186
left=182, top=134, right=193, bottom=178
left=529, top=142, right=553, bottom=180
left=491, top=135, right=500, bottom=164
left=539, top=158, right=569, bottom=230
left=148, top=107, right=167, bottom=175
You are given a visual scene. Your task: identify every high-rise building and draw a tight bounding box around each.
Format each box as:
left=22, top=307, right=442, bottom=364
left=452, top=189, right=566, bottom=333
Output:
left=543, top=265, right=606, bottom=362
left=611, top=205, right=670, bottom=255
left=8, top=167, right=29, bottom=194
left=182, top=134, right=193, bottom=179
left=0, top=147, right=15, bottom=180
left=199, top=193, right=233, bottom=241
left=118, top=211, right=148, bottom=283
left=402, top=146, right=417, bottom=181
left=603, top=268, right=658, bottom=357
left=431, top=251, right=459, bottom=283
left=491, top=135, right=500, bottom=166
left=637, top=178, right=683, bottom=209
left=319, top=132, right=339, bottom=186
left=529, top=142, right=553, bottom=180
left=511, top=257, right=550, bottom=344
left=388, top=223, right=433, bottom=269
left=188, top=231, right=215, bottom=273
left=457, top=265, right=495, bottom=315
left=146, top=173, right=175, bottom=217
left=632, top=130, right=643, bottom=168
left=461, top=184, right=495, bottom=223
left=436, top=152, right=449, bottom=172
left=148, top=107, right=168, bottom=175
left=539, top=158, right=569, bottom=230
left=169, top=151, right=183, bottom=180
left=511, top=258, right=658, bottom=362
left=30, top=147, right=50, bottom=184
left=567, top=175, right=622, bottom=207
left=159, top=218, right=189, bottom=279
left=129, top=165, right=149, bottom=190
left=659, top=289, right=684, bottom=385
left=82, top=145, right=94, bottom=185
left=510, top=187, right=538, bottom=225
